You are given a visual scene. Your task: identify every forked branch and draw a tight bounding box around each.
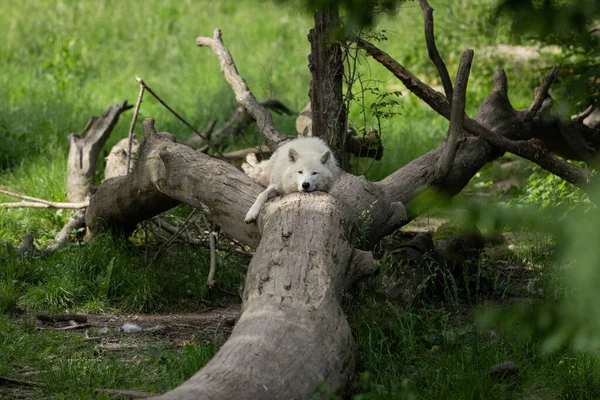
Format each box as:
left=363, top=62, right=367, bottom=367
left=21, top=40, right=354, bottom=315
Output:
left=435, top=49, right=473, bottom=181
left=196, top=29, right=288, bottom=151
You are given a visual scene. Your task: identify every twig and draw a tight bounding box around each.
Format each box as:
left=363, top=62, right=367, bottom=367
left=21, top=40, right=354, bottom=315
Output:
left=529, top=66, right=559, bottom=116
left=37, top=323, right=90, bottom=331
left=0, top=189, right=88, bottom=208
left=436, top=49, right=473, bottom=181
left=0, top=201, right=88, bottom=209
left=419, top=0, right=453, bottom=99
left=150, top=217, right=201, bottom=244
left=206, top=219, right=217, bottom=287
left=196, top=29, right=288, bottom=151
left=149, top=209, right=198, bottom=266
left=137, top=79, right=225, bottom=158
left=222, top=145, right=271, bottom=160
left=195, top=120, right=217, bottom=153
left=127, top=78, right=145, bottom=175
left=572, top=105, right=594, bottom=122
left=84, top=330, right=101, bottom=342
left=199, top=119, right=217, bottom=140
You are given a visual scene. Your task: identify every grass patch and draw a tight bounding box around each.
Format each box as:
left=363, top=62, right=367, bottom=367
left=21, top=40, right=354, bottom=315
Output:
left=0, top=231, right=246, bottom=314
left=0, top=314, right=226, bottom=399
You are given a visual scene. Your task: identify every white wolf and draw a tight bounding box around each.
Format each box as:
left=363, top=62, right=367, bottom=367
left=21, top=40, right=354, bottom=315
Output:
left=243, top=137, right=340, bottom=223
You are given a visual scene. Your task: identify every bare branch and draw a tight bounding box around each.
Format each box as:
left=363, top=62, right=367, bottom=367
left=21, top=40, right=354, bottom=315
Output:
left=352, top=38, right=592, bottom=187
left=41, top=210, right=86, bottom=254
left=572, top=105, right=594, bottom=122
left=222, top=145, right=271, bottom=161
left=419, top=0, right=453, bottom=99
left=139, top=79, right=225, bottom=158
left=127, top=79, right=145, bottom=174
left=149, top=208, right=198, bottom=267
left=436, top=49, right=473, bottom=181
left=529, top=66, right=559, bottom=116
left=0, top=376, right=38, bottom=388
left=207, top=223, right=217, bottom=287
left=0, top=189, right=89, bottom=208
left=199, top=119, right=217, bottom=140
left=352, top=37, right=451, bottom=116
left=196, top=29, right=288, bottom=151
left=151, top=217, right=202, bottom=244
left=0, top=202, right=88, bottom=209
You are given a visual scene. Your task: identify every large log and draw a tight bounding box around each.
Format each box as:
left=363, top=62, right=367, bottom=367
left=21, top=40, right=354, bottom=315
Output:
left=155, top=193, right=364, bottom=399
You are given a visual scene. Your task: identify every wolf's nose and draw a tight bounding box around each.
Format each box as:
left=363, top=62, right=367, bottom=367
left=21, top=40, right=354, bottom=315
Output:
left=302, top=182, right=310, bottom=190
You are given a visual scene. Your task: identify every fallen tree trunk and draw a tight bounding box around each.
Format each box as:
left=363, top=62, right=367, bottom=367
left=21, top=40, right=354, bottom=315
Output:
left=87, top=120, right=262, bottom=246
left=156, top=193, right=365, bottom=399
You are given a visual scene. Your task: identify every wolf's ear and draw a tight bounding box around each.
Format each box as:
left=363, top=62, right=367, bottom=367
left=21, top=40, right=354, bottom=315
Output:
left=288, top=148, right=299, bottom=162
left=320, top=150, right=331, bottom=165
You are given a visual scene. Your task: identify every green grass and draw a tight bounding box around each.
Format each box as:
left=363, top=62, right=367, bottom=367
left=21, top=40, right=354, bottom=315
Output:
left=349, top=300, right=600, bottom=400
left=0, top=314, right=226, bottom=399
left=0, top=229, right=246, bottom=314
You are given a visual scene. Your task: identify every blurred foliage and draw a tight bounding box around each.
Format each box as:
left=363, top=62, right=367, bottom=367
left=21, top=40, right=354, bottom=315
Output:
left=476, top=183, right=600, bottom=355
left=277, top=0, right=413, bottom=32
left=496, top=0, right=600, bottom=109
left=515, top=164, right=593, bottom=212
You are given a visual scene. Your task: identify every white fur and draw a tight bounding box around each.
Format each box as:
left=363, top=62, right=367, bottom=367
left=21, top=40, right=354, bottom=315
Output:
left=244, top=137, right=340, bottom=223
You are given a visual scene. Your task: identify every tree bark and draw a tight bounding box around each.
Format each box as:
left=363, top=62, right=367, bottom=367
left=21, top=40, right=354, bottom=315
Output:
left=67, top=101, right=131, bottom=202
left=154, top=193, right=361, bottom=399
left=308, top=8, right=349, bottom=170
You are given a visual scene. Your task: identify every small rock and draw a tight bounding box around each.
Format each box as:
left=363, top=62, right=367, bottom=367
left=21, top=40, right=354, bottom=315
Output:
left=120, top=323, right=142, bottom=333
left=489, top=360, right=519, bottom=378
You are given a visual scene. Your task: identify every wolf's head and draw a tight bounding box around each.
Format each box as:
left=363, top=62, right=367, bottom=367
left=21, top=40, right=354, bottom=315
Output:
left=287, top=148, right=335, bottom=192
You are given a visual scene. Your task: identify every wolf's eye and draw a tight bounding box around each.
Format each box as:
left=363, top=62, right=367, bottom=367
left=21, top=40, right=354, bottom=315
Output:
left=297, top=171, right=303, bottom=174
left=312, top=172, right=318, bottom=175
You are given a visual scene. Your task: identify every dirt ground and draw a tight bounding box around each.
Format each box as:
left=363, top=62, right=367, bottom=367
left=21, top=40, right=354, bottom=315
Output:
left=32, top=302, right=241, bottom=348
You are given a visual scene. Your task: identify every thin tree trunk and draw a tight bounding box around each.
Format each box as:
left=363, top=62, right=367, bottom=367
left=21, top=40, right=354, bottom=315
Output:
left=308, top=8, right=349, bottom=170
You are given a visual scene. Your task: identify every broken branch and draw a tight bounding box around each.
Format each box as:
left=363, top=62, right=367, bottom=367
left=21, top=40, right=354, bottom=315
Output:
left=127, top=79, right=145, bottom=174
left=0, top=189, right=89, bottom=209
left=529, top=66, right=559, bottom=116
left=207, top=218, right=217, bottom=287
left=436, top=49, right=473, bottom=181
left=196, top=29, right=288, bottom=151
left=572, top=105, right=594, bottom=122
left=222, top=145, right=271, bottom=161
left=419, top=0, right=453, bottom=99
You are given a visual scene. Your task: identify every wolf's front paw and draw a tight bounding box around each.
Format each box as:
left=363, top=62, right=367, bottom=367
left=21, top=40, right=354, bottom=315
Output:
left=244, top=207, right=260, bottom=224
